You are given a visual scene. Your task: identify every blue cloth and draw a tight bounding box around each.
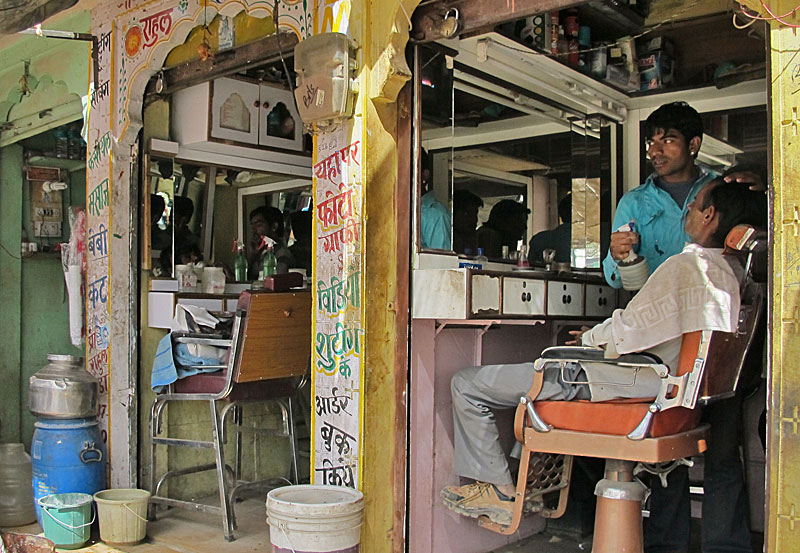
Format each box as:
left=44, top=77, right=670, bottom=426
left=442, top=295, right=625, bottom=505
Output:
left=151, top=333, right=225, bottom=392
left=420, top=191, right=452, bottom=250
left=602, top=168, right=717, bottom=288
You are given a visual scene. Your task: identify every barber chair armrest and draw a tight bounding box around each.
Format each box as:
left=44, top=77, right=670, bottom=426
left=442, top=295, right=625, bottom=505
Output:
left=538, top=346, right=663, bottom=366
left=515, top=366, right=547, bottom=442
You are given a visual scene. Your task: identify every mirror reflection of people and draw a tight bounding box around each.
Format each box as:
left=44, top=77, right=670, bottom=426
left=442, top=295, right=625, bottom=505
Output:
left=528, top=193, right=571, bottom=265
left=441, top=180, right=762, bottom=528
left=453, top=190, right=483, bottom=255
left=289, top=210, right=312, bottom=275
left=173, top=196, right=200, bottom=251
left=420, top=149, right=452, bottom=250
left=476, top=199, right=530, bottom=259
left=150, top=194, right=170, bottom=251
left=247, top=206, right=294, bottom=278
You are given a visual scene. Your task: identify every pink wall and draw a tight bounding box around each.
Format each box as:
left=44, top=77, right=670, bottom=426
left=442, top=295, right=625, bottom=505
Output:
left=409, top=320, right=556, bottom=553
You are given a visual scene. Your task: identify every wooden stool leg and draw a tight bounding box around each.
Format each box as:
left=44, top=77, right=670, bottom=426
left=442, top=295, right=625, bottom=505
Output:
left=592, top=459, right=646, bottom=553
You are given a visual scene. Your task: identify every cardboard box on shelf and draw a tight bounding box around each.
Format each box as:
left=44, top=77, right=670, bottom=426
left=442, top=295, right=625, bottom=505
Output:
left=639, top=51, right=674, bottom=90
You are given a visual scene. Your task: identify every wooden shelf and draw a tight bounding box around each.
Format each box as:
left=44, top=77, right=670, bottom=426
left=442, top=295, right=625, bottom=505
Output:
left=579, top=1, right=645, bottom=38
left=26, top=155, right=85, bottom=173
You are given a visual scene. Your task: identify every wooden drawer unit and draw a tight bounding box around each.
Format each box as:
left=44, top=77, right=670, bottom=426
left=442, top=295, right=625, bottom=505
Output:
left=547, top=281, right=584, bottom=316
left=502, top=277, right=546, bottom=316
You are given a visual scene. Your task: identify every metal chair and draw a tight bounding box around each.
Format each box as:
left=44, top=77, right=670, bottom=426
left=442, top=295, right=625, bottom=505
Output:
left=479, top=225, right=766, bottom=553
left=148, top=290, right=311, bottom=541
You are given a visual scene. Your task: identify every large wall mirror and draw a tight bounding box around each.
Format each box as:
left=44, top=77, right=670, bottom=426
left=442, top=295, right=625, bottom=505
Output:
left=414, top=43, right=615, bottom=269
left=143, top=155, right=208, bottom=276
left=143, top=151, right=312, bottom=281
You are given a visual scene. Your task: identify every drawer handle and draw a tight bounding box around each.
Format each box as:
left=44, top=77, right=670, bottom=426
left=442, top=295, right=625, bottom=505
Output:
left=283, top=309, right=292, bottom=318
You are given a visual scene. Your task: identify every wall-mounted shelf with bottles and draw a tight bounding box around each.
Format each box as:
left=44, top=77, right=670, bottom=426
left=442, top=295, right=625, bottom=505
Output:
left=494, top=7, right=765, bottom=97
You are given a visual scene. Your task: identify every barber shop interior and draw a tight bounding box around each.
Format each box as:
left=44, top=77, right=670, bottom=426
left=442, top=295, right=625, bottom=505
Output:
left=0, top=1, right=779, bottom=553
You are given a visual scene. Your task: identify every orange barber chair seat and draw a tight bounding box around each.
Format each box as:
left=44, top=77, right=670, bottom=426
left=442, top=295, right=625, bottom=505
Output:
left=479, top=225, right=766, bottom=553
left=148, top=290, right=311, bottom=541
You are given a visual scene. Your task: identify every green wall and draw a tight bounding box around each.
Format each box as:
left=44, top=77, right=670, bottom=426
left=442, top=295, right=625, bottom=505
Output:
left=0, top=144, right=23, bottom=443
left=0, top=146, right=86, bottom=448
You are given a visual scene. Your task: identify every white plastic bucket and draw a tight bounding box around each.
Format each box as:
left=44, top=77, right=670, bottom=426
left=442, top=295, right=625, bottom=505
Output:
left=93, top=489, right=150, bottom=546
left=267, top=485, right=363, bottom=553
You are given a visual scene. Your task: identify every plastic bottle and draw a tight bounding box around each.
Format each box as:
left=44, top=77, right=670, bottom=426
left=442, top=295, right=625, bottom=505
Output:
left=516, top=244, right=530, bottom=268
left=261, top=244, right=277, bottom=278
left=578, top=26, right=591, bottom=73
left=475, top=247, right=489, bottom=264
left=234, top=240, right=248, bottom=282
left=67, top=125, right=82, bottom=160
left=54, top=127, right=68, bottom=159
left=0, top=443, right=37, bottom=527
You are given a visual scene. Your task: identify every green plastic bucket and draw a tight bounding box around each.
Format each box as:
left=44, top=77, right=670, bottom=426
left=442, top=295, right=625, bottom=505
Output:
left=37, top=493, right=93, bottom=549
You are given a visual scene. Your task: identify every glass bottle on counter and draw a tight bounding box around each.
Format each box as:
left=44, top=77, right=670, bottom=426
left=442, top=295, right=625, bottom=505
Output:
left=234, top=240, right=248, bottom=282
left=260, top=244, right=277, bottom=279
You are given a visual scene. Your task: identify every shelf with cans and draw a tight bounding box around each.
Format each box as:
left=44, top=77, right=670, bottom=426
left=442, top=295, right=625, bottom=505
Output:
left=494, top=6, right=766, bottom=96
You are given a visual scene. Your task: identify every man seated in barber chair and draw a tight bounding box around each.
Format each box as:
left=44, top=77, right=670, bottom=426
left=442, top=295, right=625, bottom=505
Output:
left=441, top=179, right=764, bottom=527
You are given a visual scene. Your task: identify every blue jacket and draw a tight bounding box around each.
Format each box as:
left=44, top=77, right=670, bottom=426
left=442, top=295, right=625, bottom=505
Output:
left=603, top=168, right=717, bottom=288
left=421, top=191, right=452, bottom=250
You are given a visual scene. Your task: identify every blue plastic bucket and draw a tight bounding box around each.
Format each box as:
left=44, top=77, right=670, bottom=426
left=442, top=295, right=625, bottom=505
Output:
left=38, top=493, right=94, bottom=549
left=31, top=418, right=106, bottom=523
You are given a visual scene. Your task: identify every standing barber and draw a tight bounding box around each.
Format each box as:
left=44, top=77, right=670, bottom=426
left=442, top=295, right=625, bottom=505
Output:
left=603, top=101, right=754, bottom=553
left=603, top=101, right=716, bottom=288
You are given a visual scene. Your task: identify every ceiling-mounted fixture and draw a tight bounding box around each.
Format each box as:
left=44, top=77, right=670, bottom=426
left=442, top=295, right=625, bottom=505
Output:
left=454, top=34, right=628, bottom=124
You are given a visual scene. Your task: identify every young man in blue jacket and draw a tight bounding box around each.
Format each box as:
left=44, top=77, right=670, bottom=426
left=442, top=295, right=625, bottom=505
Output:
left=604, top=102, right=755, bottom=553
left=603, top=102, right=717, bottom=289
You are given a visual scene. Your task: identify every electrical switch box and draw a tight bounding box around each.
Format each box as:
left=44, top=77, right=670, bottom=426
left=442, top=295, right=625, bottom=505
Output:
left=30, top=180, right=63, bottom=238
left=293, top=33, right=356, bottom=129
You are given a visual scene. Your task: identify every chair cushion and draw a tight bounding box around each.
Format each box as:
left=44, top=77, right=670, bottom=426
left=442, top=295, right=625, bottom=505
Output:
left=534, top=400, right=702, bottom=438
left=173, top=371, right=299, bottom=400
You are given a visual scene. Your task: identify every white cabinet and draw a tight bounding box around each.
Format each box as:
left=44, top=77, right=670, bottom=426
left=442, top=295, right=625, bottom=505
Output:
left=412, top=269, right=500, bottom=319
left=210, top=76, right=260, bottom=144
left=173, top=77, right=303, bottom=152
left=585, top=284, right=616, bottom=318
left=547, top=281, right=584, bottom=316
left=502, top=277, right=546, bottom=316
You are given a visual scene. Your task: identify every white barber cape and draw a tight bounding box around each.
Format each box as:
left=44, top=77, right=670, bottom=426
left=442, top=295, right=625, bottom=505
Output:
left=580, top=244, right=741, bottom=401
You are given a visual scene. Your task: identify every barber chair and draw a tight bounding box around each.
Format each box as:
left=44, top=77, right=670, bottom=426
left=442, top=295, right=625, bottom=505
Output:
left=148, top=290, right=311, bottom=541
left=479, top=225, right=766, bottom=553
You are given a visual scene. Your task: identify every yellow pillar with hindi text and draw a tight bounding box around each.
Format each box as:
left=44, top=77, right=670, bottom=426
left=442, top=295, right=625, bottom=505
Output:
left=768, top=15, right=800, bottom=553
left=339, top=1, right=416, bottom=551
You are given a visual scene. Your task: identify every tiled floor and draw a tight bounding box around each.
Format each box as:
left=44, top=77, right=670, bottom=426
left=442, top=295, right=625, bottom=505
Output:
left=4, top=499, right=762, bottom=553
left=7, top=497, right=587, bottom=553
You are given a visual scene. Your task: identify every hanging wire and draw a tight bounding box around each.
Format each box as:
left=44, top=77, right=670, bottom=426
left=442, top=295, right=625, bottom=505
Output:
left=273, top=0, right=303, bottom=118
left=738, top=1, right=800, bottom=27
left=732, top=11, right=758, bottom=29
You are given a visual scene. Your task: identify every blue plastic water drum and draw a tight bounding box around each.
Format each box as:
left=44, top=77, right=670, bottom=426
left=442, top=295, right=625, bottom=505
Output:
left=31, top=418, right=106, bottom=523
